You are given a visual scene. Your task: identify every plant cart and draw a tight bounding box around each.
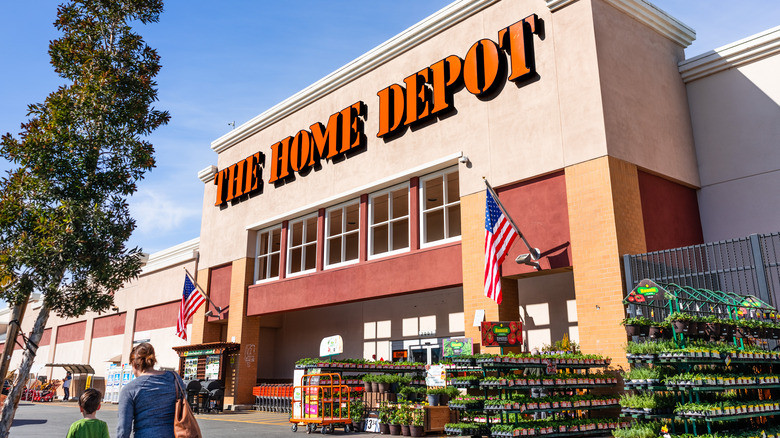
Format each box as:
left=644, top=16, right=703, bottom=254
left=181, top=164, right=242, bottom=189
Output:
left=291, top=372, right=353, bottom=434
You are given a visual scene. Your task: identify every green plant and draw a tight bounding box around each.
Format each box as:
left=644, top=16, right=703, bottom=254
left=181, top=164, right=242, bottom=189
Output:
left=411, top=408, right=424, bottom=427
left=666, top=312, right=694, bottom=322
left=350, top=400, right=365, bottom=423
left=445, top=386, right=461, bottom=399
left=378, top=403, right=395, bottom=424
left=426, top=386, right=450, bottom=395
left=621, top=316, right=654, bottom=326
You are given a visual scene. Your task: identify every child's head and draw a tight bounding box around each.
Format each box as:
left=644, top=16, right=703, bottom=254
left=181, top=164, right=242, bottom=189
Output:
left=79, top=389, right=102, bottom=416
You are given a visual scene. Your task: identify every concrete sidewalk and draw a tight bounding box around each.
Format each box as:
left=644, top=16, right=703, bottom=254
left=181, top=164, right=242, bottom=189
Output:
left=11, top=400, right=387, bottom=437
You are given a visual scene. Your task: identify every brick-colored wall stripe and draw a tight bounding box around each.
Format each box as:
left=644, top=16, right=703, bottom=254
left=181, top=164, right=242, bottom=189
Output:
left=92, top=313, right=126, bottom=338
left=40, top=328, right=52, bottom=346
left=56, top=321, right=87, bottom=344
left=565, top=156, right=647, bottom=368
left=134, top=301, right=179, bottom=332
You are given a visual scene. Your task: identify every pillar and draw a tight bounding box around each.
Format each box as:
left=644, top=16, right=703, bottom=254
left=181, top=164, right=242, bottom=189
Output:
left=565, top=156, right=647, bottom=368
left=224, top=258, right=260, bottom=407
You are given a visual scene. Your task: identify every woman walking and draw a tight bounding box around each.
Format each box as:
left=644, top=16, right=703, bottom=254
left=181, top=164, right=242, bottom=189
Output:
left=117, top=343, right=184, bottom=438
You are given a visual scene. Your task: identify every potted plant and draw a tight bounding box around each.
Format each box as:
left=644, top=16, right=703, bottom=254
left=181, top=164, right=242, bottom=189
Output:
left=666, top=312, right=693, bottom=334
left=375, top=374, right=392, bottom=393
left=362, top=374, right=377, bottom=393
left=378, top=403, right=393, bottom=435
left=648, top=320, right=668, bottom=339
left=351, top=400, right=365, bottom=433
left=719, top=318, right=736, bottom=337
left=399, top=385, right=421, bottom=403
left=388, top=407, right=402, bottom=436
left=398, top=404, right=412, bottom=436
left=410, top=407, right=425, bottom=437
left=621, top=316, right=646, bottom=337
left=442, top=386, right=460, bottom=406
left=426, top=387, right=447, bottom=406
left=701, top=314, right=718, bottom=338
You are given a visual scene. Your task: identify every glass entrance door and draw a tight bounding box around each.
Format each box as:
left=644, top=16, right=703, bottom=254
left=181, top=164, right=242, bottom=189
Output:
left=408, top=344, right=441, bottom=365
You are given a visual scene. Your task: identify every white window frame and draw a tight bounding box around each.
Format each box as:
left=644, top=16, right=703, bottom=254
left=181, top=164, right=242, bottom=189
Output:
left=324, top=199, right=360, bottom=269
left=286, top=212, right=318, bottom=277
left=368, top=183, right=410, bottom=260
left=419, top=167, right=461, bottom=248
left=254, top=224, right=282, bottom=284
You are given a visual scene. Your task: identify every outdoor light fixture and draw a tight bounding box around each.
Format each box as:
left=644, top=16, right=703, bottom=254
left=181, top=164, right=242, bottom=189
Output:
left=515, top=252, right=541, bottom=270
left=205, top=305, right=229, bottom=320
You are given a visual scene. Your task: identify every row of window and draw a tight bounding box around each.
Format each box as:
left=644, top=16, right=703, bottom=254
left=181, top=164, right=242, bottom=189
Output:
left=254, top=167, right=461, bottom=283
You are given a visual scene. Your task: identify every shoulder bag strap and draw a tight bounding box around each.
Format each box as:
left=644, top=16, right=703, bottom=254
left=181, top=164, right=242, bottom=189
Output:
left=169, top=371, right=184, bottom=400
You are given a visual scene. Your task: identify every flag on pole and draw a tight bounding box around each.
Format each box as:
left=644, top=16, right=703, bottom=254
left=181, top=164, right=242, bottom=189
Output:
left=177, top=274, right=206, bottom=340
left=484, top=188, right=519, bottom=304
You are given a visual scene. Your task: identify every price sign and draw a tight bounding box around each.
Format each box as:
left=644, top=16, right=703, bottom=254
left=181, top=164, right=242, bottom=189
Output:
left=542, top=359, right=557, bottom=375
left=364, top=417, right=380, bottom=433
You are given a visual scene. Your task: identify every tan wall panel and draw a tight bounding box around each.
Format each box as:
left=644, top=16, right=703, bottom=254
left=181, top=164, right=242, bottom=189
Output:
left=592, top=0, right=699, bottom=186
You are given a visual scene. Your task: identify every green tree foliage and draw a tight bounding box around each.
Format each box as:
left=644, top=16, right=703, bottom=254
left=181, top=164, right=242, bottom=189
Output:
left=0, top=1, right=168, bottom=433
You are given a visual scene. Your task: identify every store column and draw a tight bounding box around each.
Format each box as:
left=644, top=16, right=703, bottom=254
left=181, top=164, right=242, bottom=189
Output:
left=565, top=156, right=647, bottom=368
left=224, top=258, right=260, bottom=407
left=460, top=191, right=521, bottom=352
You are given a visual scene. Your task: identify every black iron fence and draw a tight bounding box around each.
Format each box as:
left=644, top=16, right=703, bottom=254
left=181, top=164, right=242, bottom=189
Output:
left=623, top=232, right=780, bottom=306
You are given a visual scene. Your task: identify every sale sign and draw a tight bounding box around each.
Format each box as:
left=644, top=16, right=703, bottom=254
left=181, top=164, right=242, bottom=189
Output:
left=481, top=321, right=523, bottom=347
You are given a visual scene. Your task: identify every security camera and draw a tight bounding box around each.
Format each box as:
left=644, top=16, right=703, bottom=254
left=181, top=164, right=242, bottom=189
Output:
left=459, top=155, right=470, bottom=164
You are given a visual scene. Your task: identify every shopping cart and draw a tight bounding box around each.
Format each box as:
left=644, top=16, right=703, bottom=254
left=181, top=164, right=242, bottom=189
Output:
left=32, top=381, right=60, bottom=402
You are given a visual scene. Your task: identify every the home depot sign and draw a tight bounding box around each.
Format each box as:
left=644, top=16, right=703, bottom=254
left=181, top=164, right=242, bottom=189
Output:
left=214, top=14, right=540, bottom=206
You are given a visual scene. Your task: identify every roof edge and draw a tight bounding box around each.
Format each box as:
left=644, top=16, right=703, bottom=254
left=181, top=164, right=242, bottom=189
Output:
left=209, top=0, right=500, bottom=155
left=679, top=25, right=780, bottom=83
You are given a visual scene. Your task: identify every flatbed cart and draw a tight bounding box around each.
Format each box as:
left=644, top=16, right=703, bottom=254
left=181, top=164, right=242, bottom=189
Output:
left=290, top=372, right=353, bottom=434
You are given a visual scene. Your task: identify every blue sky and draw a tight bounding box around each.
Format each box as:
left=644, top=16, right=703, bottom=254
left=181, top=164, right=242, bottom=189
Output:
left=1, top=1, right=778, bottom=255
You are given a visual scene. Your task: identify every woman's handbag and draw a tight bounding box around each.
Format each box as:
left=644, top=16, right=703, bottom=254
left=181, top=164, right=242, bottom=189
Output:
left=171, top=372, right=203, bottom=438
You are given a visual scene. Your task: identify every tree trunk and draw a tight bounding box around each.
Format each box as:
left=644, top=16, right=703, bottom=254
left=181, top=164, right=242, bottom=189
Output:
left=0, top=297, right=28, bottom=386
left=0, top=300, right=50, bottom=438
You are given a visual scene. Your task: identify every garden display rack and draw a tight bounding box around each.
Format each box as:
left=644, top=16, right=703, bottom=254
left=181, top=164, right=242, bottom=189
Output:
left=443, top=352, right=622, bottom=437
left=623, top=279, right=778, bottom=348
left=619, top=280, right=780, bottom=437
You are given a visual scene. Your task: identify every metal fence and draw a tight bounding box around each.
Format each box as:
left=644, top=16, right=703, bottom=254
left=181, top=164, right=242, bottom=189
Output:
left=623, top=232, right=780, bottom=306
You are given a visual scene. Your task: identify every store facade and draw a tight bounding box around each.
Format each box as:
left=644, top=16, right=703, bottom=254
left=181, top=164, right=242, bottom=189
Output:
left=4, top=0, right=778, bottom=410
left=191, top=0, right=702, bottom=406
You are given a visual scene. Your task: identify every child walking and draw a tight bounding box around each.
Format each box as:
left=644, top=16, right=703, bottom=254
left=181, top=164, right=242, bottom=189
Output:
left=66, top=388, right=110, bottom=438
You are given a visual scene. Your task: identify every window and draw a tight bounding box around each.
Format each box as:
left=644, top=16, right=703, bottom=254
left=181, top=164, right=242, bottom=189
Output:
left=287, top=213, right=318, bottom=275
left=420, top=168, right=461, bottom=246
left=369, top=184, right=409, bottom=258
left=255, top=225, right=281, bottom=282
left=325, top=201, right=360, bottom=267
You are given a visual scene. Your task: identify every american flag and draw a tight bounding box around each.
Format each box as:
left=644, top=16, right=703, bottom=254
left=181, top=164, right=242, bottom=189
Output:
left=484, top=188, right=519, bottom=304
left=177, top=274, right=206, bottom=340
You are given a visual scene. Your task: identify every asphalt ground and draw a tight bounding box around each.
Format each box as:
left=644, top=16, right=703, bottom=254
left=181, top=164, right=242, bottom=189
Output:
left=10, top=400, right=387, bottom=438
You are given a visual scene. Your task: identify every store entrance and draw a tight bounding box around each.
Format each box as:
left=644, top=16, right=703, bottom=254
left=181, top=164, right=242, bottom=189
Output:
left=409, top=344, right=441, bottom=365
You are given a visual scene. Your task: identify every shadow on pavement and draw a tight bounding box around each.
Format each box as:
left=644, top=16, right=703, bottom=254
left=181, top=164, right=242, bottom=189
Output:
left=11, top=419, right=47, bottom=427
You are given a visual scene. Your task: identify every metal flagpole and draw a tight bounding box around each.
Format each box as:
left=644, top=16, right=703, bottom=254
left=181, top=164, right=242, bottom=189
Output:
left=183, top=267, right=225, bottom=313
left=483, top=178, right=541, bottom=260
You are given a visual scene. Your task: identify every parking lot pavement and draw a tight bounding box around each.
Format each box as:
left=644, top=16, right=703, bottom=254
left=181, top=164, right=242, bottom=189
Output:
left=10, top=401, right=387, bottom=438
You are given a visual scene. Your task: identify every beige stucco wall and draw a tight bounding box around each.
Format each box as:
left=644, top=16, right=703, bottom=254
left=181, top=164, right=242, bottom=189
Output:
left=199, top=0, right=698, bottom=270
left=591, top=0, right=699, bottom=186
left=4, top=240, right=199, bottom=380
left=684, top=36, right=780, bottom=240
